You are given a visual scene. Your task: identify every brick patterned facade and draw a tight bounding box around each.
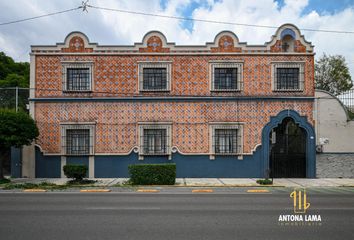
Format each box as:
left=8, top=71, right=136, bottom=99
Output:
left=35, top=54, right=314, bottom=98
left=30, top=24, right=316, bottom=178
left=35, top=101, right=313, bottom=154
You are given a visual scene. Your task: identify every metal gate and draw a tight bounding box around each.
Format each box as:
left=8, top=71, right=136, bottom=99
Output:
left=269, top=117, right=306, bottom=178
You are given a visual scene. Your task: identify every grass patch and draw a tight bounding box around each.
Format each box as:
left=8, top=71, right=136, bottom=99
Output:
left=66, top=179, right=96, bottom=185
left=0, top=178, right=11, bottom=184
left=2, top=180, right=97, bottom=190
left=256, top=179, right=273, bottom=185
left=3, top=182, right=67, bottom=190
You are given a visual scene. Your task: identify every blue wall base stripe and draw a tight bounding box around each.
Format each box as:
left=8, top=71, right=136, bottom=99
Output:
left=35, top=148, right=61, bottom=178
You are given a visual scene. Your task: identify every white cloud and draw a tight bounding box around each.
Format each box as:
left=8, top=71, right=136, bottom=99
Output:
left=0, top=0, right=353, bottom=76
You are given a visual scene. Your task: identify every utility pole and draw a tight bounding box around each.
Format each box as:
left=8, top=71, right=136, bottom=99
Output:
left=15, top=86, right=18, bottom=112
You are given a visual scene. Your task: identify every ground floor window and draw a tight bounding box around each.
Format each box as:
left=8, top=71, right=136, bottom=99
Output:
left=214, top=129, right=238, bottom=154
left=143, top=129, right=167, bottom=154
left=66, top=129, right=90, bottom=155
left=60, top=123, right=95, bottom=155
left=210, top=123, right=243, bottom=157
left=139, top=123, right=172, bottom=159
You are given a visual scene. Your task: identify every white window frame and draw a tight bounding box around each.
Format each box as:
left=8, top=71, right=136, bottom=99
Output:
left=210, top=62, right=243, bottom=91
left=138, top=62, right=172, bottom=91
left=209, top=123, right=243, bottom=159
left=138, top=123, right=172, bottom=160
left=271, top=62, right=304, bottom=91
left=60, top=123, right=95, bottom=156
left=62, top=61, right=94, bottom=92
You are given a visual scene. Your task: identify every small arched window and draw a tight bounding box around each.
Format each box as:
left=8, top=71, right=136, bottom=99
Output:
left=280, top=28, right=296, bottom=52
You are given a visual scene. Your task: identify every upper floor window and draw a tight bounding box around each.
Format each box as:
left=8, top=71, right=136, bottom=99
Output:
left=62, top=62, right=93, bottom=92
left=210, top=62, right=243, bottom=91
left=272, top=62, right=304, bottom=91
left=60, top=123, right=95, bottom=155
left=139, top=62, right=171, bottom=91
left=210, top=123, right=243, bottom=157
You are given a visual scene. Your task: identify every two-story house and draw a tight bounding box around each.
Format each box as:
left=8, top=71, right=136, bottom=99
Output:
left=28, top=23, right=316, bottom=178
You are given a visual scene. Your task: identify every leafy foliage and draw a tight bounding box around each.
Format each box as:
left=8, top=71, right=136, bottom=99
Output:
left=256, top=179, right=273, bottom=185
left=128, top=163, right=176, bottom=185
left=63, top=165, right=88, bottom=181
left=0, top=109, right=39, bottom=149
left=0, top=109, right=38, bottom=179
left=0, top=52, right=29, bottom=87
left=0, top=178, right=11, bottom=184
left=0, top=52, right=30, bottom=110
left=315, top=54, right=353, bottom=95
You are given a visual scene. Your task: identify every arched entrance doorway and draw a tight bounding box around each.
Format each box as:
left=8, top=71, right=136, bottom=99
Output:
left=269, top=117, right=306, bottom=178
left=261, top=110, right=316, bottom=178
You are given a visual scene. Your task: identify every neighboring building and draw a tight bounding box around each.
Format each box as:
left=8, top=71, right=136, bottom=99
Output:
left=315, top=90, right=354, bottom=178
left=25, top=23, right=316, bottom=178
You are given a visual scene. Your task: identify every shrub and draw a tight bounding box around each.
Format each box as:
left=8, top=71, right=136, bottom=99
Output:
left=128, top=163, right=176, bottom=185
left=63, top=164, right=88, bottom=181
left=0, top=178, right=11, bottom=184
left=256, top=178, right=273, bottom=185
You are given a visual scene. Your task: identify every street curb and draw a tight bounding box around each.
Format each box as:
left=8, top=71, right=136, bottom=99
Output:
left=131, top=184, right=285, bottom=187
left=247, top=189, right=270, bottom=193
left=80, top=189, right=111, bottom=192
left=23, top=189, right=47, bottom=192
left=137, top=189, right=160, bottom=193
left=192, top=189, right=214, bottom=193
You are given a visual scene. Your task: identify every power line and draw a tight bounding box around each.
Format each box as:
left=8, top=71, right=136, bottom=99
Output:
left=87, top=4, right=354, bottom=34
left=1, top=1, right=354, bottom=35
left=0, top=6, right=83, bottom=26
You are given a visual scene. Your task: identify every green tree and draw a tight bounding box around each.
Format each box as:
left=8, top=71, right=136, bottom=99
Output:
left=315, top=54, right=353, bottom=96
left=0, top=109, right=39, bottom=179
left=0, top=52, right=30, bottom=110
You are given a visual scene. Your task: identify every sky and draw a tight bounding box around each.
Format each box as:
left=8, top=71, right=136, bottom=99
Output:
left=0, top=0, right=354, bottom=76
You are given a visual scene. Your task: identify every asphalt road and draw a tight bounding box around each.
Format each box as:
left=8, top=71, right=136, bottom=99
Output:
left=0, top=189, right=353, bottom=240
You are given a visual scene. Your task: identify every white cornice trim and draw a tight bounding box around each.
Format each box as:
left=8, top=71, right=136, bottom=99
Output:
left=31, top=24, right=314, bottom=53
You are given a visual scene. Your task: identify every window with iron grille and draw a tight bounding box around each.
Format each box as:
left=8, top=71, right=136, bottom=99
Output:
left=60, top=124, right=95, bottom=155
left=210, top=124, right=243, bottom=156
left=143, top=129, right=167, bottom=154
left=67, top=68, right=91, bottom=91
left=143, top=68, right=167, bottom=90
left=66, top=129, right=90, bottom=155
left=272, top=62, right=304, bottom=91
left=214, top=129, right=238, bottom=154
left=210, top=62, right=243, bottom=91
left=139, top=124, right=172, bottom=158
left=214, top=68, right=238, bottom=90
left=139, top=62, right=171, bottom=91
left=62, top=62, right=93, bottom=92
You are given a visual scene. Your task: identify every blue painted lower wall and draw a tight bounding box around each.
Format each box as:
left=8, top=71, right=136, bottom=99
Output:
left=35, top=148, right=61, bottom=178
left=35, top=146, right=263, bottom=178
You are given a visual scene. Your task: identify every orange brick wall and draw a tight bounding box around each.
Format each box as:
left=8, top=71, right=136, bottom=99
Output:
left=35, top=54, right=314, bottom=98
left=35, top=100, right=314, bottom=154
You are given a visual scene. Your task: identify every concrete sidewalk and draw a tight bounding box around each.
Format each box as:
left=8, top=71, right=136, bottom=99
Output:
left=7, top=178, right=354, bottom=187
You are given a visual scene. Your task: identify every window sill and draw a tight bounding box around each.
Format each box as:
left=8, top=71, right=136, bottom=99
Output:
left=63, top=90, right=93, bottom=93
left=141, top=153, right=169, bottom=156
left=273, top=89, right=304, bottom=92
left=139, top=89, right=171, bottom=92
left=64, top=154, right=93, bottom=156
left=214, top=153, right=241, bottom=156
left=211, top=89, right=241, bottom=92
